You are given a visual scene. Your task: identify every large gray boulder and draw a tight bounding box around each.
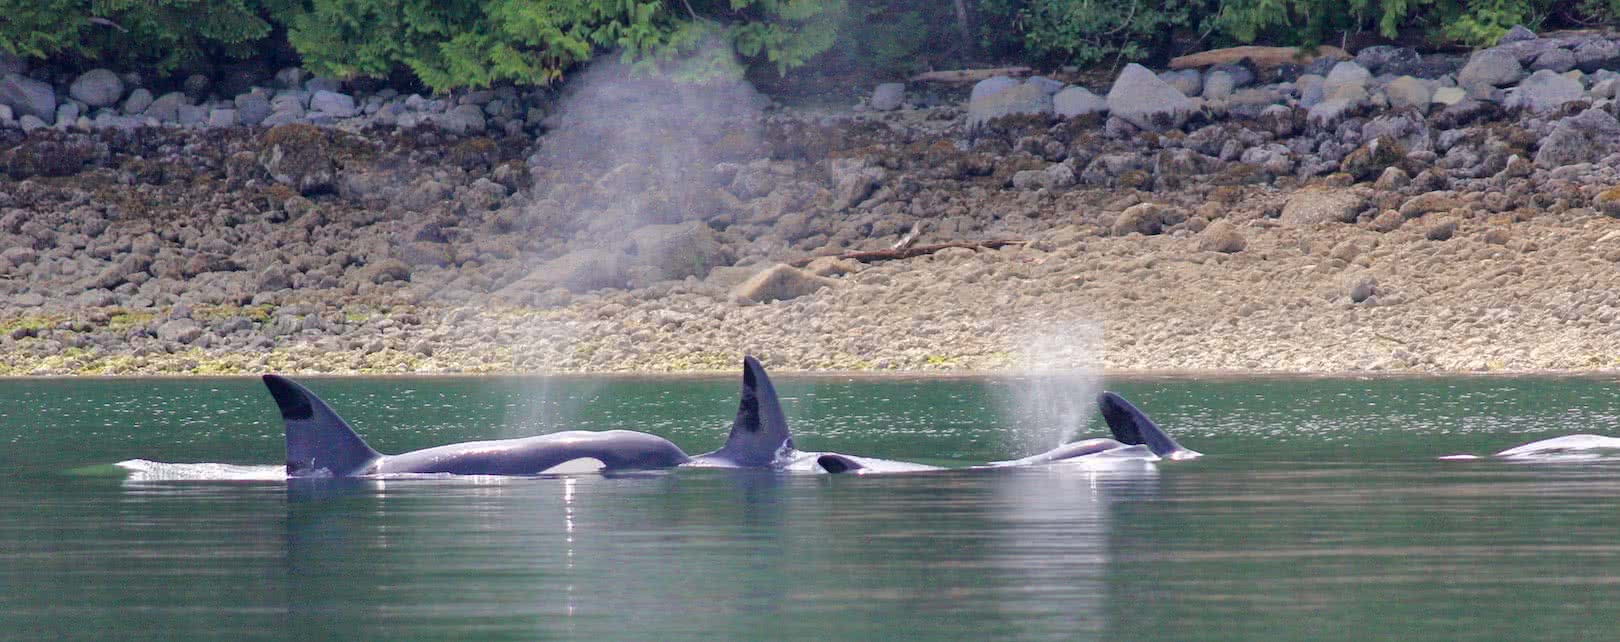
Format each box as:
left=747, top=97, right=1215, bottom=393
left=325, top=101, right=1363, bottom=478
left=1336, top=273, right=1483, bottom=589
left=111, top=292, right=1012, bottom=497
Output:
left=1458, top=49, right=1525, bottom=88
left=208, top=108, right=239, bottom=128
left=1504, top=69, right=1583, bottom=113
left=969, top=76, right=1021, bottom=102
left=1498, top=25, right=1537, bottom=45
left=1053, top=86, right=1106, bottom=118
left=1323, top=61, right=1372, bottom=99
left=1575, top=39, right=1620, bottom=72
left=624, top=221, right=730, bottom=281
left=1528, top=48, right=1576, bottom=73
left=1307, top=98, right=1356, bottom=129
left=144, top=91, right=188, bottom=122
left=1106, top=63, right=1194, bottom=132
left=309, top=90, right=356, bottom=118
left=1202, top=70, right=1236, bottom=100
left=436, top=104, right=486, bottom=134
left=1159, top=69, right=1202, bottom=97
left=1025, top=76, right=1064, bottom=95
left=730, top=264, right=837, bottom=304
left=870, top=83, right=904, bottom=111
left=122, top=88, right=153, bottom=115
left=235, top=93, right=271, bottom=125
left=1383, top=76, right=1433, bottom=111
left=69, top=69, right=123, bottom=107
left=1355, top=45, right=1422, bottom=76
left=0, top=73, right=56, bottom=123
left=1362, top=111, right=1432, bottom=153
left=1535, top=108, right=1620, bottom=168
left=968, top=82, right=1052, bottom=129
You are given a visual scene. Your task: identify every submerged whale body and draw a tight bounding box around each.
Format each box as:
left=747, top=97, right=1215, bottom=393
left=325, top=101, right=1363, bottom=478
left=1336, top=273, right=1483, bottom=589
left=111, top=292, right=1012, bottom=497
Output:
left=809, top=390, right=1199, bottom=474
left=267, top=356, right=1197, bottom=478
left=1439, top=434, right=1620, bottom=462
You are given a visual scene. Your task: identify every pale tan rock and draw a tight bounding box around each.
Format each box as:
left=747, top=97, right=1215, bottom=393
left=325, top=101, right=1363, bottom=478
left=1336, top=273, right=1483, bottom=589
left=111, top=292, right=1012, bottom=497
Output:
left=731, top=264, right=838, bottom=304
left=1399, top=191, right=1462, bottom=218
left=1281, top=188, right=1366, bottom=225
left=1170, top=45, right=1348, bottom=70
left=1198, top=220, right=1247, bottom=253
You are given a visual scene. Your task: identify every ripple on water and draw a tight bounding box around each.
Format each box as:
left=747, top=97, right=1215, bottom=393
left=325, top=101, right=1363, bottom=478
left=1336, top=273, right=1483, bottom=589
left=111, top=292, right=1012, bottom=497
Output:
left=115, top=459, right=287, bottom=482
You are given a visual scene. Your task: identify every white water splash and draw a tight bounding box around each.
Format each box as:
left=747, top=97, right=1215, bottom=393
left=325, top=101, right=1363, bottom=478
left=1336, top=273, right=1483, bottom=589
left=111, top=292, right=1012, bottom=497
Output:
left=1495, top=434, right=1620, bottom=461
left=997, top=321, right=1105, bottom=457
left=116, top=459, right=287, bottom=482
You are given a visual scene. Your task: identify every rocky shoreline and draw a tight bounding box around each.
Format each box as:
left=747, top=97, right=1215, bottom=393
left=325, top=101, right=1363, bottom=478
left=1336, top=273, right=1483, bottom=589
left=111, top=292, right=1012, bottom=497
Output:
left=6, top=28, right=1620, bottom=376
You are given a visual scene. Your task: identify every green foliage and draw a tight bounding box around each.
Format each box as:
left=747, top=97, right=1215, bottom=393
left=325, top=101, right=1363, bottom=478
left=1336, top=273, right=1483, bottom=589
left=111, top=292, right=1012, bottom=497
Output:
left=280, top=0, right=844, bottom=92
left=713, top=0, right=845, bottom=74
left=1010, top=0, right=1216, bottom=67
left=1212, top=0, right=1561, bottom=48
left=811, top=0, right=953, bottom=77
left=0, top=0, right=284, bottom=74
left=3, top=0, right=1618, bottom=94
left=1436, top=0, right=1546, bottom=46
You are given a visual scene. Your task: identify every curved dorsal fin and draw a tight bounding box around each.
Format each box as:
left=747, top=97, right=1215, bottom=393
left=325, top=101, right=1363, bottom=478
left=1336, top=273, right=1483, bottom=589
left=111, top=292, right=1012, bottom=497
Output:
left=711, top=356, right=793, bottom=466
left=1097, top=391, right=1187, bottom=458
left=817, top=454, right=863, bottom=474
left=263, top=375, right=381, bottom=477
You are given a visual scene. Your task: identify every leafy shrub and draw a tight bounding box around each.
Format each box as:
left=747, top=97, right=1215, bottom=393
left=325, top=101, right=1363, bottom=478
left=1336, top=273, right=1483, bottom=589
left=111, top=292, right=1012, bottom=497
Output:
left=281, top=0, right=844, bottom=92
left=1214, top=0, right=1563, bottom=48
left=0, top=0, right=285, bottom=75
left=1006, top=0, right=1216, bottom=67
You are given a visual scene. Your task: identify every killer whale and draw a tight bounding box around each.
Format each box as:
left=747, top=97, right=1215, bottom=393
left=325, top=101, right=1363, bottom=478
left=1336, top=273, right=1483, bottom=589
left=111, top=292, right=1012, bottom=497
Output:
left=267, top=374, right=692, bottom=476
left=808, top=391, right=1199, bottom=474
left=1438, top=434, right=1620, bottom=462
left=266, top=356, right=797, bottom=477
left=267, top=356, right=1196, bottom=478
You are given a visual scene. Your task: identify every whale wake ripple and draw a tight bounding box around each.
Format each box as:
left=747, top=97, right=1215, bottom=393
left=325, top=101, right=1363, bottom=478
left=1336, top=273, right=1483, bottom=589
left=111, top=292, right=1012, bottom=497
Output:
left=115, top=459, right=288, bottom=482
left=1494, top=435, right=1620, bottom=462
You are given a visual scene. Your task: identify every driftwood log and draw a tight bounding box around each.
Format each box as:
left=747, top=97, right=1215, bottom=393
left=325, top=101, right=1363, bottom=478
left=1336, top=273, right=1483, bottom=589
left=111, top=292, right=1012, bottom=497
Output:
left=909, top=67, right=1033, bottom=83
left=1168, top=45, right=1348, bottom=70
left=792, top=240, right=1028, bottom=267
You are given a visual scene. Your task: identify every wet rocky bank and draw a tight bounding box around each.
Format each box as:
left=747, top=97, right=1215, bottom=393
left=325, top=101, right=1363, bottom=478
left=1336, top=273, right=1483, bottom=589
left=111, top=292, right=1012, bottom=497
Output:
left=5, top=29, right=1620, bottom=375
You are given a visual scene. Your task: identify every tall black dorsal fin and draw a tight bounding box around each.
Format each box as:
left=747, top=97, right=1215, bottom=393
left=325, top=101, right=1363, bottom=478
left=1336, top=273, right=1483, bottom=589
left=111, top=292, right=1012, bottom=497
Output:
left=264, top=375, right=381, bottom=477
left=711, top=356, right=793, bottom=466
left=1097, top=391, right=1187, bottom=458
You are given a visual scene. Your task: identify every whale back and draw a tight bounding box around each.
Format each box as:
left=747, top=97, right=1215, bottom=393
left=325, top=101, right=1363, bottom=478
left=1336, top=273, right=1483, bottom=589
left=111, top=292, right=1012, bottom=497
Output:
left=1098, top=391, right=1194, bottom=459
left=707, top=356, right=793, bottom=467
left=264, top=375, right=381, bottom=477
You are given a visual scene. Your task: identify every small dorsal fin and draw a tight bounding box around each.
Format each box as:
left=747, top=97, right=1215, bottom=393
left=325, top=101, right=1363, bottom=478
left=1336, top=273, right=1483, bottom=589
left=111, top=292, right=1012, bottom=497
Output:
left=263, top=375, right=381, bottom=477
left=1098, top=391, right=1188, bottom=458
left=710, top=356, right=793, bottom=467
left=817, top=454, right=863, bottom=474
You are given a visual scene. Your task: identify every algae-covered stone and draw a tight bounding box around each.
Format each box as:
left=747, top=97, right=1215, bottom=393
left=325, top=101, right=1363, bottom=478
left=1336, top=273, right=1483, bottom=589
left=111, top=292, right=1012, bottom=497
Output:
left=258, top=124, right=337, bottom=194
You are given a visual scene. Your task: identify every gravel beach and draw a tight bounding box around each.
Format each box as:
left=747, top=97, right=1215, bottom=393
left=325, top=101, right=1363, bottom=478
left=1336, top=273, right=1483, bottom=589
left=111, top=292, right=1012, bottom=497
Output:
left=7, top=33, right=1620, bottom=375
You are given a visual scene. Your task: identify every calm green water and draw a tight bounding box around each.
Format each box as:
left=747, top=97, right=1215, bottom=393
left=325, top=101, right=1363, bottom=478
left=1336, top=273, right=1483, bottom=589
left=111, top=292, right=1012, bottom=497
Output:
left=4, top=374, right=1620, bottom=640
